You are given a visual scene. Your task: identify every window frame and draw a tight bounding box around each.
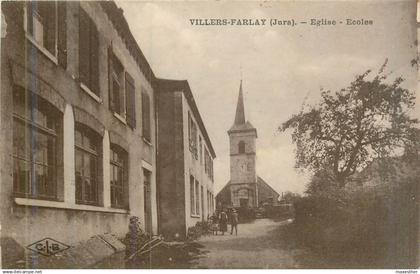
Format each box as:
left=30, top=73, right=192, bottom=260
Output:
left=195, top=180, right=200, bottom=216
left=79, top=7, right=100, bottom=97
left=125, top=73, right=136, bottom=129
left=110, top=145, right=127, bottom=209
left=74, top=124, right=101, bottom=206
left=24, top=1, right=59, bottom=64
left=109, top=49, right=126, bottom=120
left=188, top=112, right=198, bottom=160
left=190, top=175, right=195, bottom=215
left=142, top=91, right=151, bottom=142
left=12, top=90, right=60, bottom=201
left=199, top=136, right=202, bottom=165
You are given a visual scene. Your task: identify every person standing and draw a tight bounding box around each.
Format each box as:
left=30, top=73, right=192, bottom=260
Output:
left=230, top=209, right=239, bottom=235
left=219, top=210, right=228, bottom=235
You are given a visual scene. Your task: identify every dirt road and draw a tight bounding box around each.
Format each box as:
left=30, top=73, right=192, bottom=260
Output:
left=192, top=218, right=302, bottom=268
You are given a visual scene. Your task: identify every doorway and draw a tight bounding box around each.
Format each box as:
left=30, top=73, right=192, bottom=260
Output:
left=143, top=169, right=152, bottom=235
left=240, top=198, right=249, bottom=208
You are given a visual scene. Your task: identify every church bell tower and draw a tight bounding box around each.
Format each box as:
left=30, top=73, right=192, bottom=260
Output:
left=228, top=81, right=258, bottom=208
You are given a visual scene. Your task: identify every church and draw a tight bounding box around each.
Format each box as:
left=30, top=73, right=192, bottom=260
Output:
left=216, top=81, right=280, bottom=210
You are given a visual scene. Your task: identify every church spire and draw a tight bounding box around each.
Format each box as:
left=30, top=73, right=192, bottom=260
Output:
left=233, top=80, right=246, bottom=125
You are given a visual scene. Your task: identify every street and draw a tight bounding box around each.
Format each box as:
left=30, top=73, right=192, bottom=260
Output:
left=192, top=218, right=302, bottom=268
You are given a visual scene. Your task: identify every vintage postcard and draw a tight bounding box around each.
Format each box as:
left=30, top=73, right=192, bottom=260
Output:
left=0, top=0, right=418, bottom=270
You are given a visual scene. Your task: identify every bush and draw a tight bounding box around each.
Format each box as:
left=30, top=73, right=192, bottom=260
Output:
left=293, top=180, right=418, bottom=268
left=187, top=221, right=211, bottom=240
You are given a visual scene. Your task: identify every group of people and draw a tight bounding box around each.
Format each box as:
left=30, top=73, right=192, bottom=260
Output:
left=209, top=208, right=239, bottom=236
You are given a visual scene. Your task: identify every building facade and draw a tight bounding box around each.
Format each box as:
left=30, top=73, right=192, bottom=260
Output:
left=156, top=79, right=216, bottom=240
left=0, top=1, right=158, bottom=263
left=216, top=81, right=279, bottom=210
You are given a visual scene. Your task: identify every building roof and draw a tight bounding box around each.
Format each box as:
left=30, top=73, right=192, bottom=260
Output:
left=156, top=78, right=216, bottom=158
left=228, top=81, right=257, bottom=136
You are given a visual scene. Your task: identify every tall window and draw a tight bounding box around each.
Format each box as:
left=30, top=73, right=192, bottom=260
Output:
left=142, top=91, right=151, bottom=141
left=108, top=50, right=136, bottom=128
left=25, top=1, right=57, bottom=57
left=201, top=185, right=204, bottom=218
left=199, top=136, right=202, bottom=164
left=188, top=112, right=198, bottom=159
left=195, top=180, right=200, bottom=215
left=109, top=50, right=124, bottom=116
left=190, top=175, right=195, bottom=215
left=125, top=73, right=136, bottom=129
left=79, top=7, right=99, bottom=95
left=204, top=148, right=213, bottom=181
left=110, top=145, right=127, bottom=209
left=204, top=148, right=208, bottom=176
left=210, top=156, right=213, bottom=181
left=75, top=124, right=100, bottom=205
left=238, top=141, right=245, bottom=154
left=13, top=88, right=61, bottom=200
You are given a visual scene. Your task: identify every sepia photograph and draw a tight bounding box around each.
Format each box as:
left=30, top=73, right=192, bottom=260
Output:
left=0, top=0, right=418, bottom=270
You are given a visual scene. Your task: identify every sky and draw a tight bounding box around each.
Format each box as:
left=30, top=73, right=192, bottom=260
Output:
left=116, top=0, right=418, bottom=195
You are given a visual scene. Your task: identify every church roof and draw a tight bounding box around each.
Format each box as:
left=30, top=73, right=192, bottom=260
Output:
left=216, top=176, right=280, bottom=197
left=228, top=81, right=257, bottom=135
left=257, top=176, right=280, bottom=196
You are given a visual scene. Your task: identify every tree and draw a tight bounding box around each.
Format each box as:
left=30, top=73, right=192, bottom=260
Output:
left=280, top=62, right=418, bottom=188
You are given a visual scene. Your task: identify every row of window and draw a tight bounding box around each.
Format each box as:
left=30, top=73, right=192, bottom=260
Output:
left=188, top=112, right=213, bottom=180
left=24, top=2, right=151, bottom=141
left=189, top=175, right=214, bottom=216
left=12, top=88, right=128, bottom=209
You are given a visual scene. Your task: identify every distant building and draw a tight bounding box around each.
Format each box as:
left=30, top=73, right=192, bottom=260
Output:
left=156, top=79, right=216, bottom=240
left=0, top=1, right=159, bottom=265
left=216, top=81, right=279, bottom=210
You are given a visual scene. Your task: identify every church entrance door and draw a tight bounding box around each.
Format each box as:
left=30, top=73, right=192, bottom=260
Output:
left=240, top=198, right=249, bottom=208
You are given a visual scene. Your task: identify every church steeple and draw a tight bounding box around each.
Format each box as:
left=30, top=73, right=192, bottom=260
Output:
left=233, top=80, right=246, bottom=125
left=227, top=79, right=258, bottom=207
left=228, top=80, right=257, bottom=136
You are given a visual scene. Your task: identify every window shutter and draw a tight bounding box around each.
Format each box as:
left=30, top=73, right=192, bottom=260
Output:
left=90, top=23, right=99, bottom=95
left=125, top=73, right=136, bottom=129
left=79, top=8, right=90, bottom=86
left=57, top=1, right=67, bottom=68
left=108, top=48, right=115, bottom=111
left=142, top=92, right=151, bottom=141
left=44, top=2, right=57, bottom=56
